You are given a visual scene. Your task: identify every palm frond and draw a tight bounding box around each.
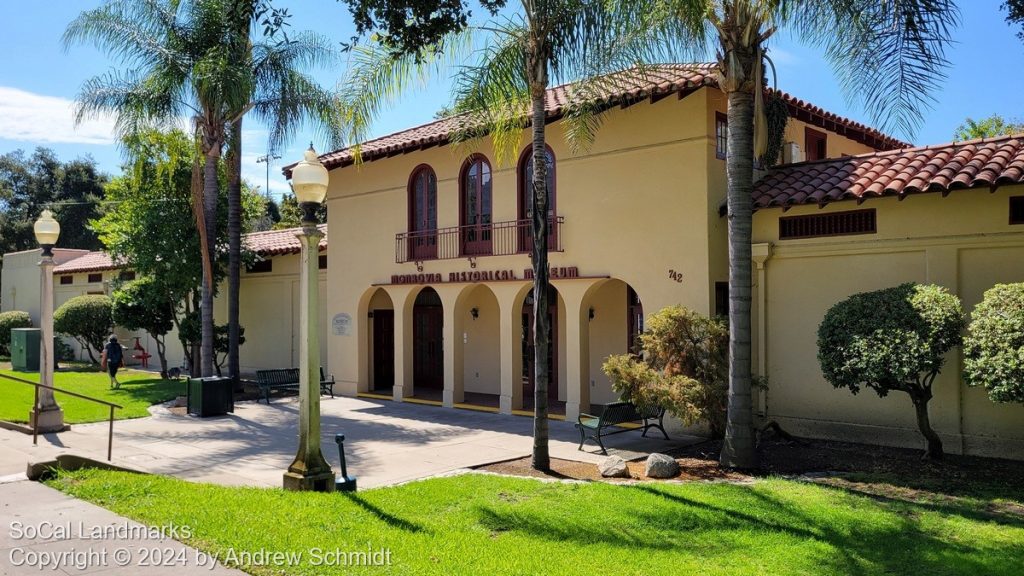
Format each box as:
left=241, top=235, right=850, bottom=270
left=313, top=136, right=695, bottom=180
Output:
left=783, top=0, right=959, bottom=139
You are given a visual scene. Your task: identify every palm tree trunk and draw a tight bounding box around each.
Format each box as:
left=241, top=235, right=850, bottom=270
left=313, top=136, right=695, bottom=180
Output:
left=720, top=84, right=758, bottom=470
left=227, top=119, right=242, bottom=387
left=530, top=69, right=551, bottom=473
left=201, top=152, right=219, bottom=378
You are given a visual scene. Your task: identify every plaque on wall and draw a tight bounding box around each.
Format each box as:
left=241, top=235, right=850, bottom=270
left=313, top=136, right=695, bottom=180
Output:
left=332, top=313, right=352, bottom=336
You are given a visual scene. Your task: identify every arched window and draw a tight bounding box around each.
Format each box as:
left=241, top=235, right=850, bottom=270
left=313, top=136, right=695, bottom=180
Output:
left=408, top=165, right=437, bottom=260
left=517, top=145, right=556, bottom=252
left=460, top=155, right=493, bottom=255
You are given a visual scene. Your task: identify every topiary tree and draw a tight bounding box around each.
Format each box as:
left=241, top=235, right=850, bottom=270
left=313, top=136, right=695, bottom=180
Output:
left=54, top=294, right=114, bottom=364
left=111, top=277, right=175, bottom=378
left=603, top=306, right=729, bottom=438
left=817, top=283, right=964, bottom=459
left=963, top=283, right=1024, bottom=404
left=0, top=311, right=33, bottom=356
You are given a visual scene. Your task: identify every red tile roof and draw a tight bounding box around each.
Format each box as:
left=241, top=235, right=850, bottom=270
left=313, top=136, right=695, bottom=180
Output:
left=303, top=63, right=906, bottom=173
left=244, top=224, right=327, bottom=256
left=53, top=251, right=120, bottom=274
left=753, top=134, right=1024, bottom=209
left=51, top=226, right=326, bottom=274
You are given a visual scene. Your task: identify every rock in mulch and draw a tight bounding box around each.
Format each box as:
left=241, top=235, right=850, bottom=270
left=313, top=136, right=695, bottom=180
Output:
left=645, top=453, right=680, bottom=478
left=597, top=455, right=630, bottom=478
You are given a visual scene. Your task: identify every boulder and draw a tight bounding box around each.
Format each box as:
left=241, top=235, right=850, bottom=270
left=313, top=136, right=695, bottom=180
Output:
left=644, top=453, right=680, bottom=479
left=598, top=455, right=630, bottom=478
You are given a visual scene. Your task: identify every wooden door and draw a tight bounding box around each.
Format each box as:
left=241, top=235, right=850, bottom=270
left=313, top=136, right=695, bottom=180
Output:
left=461, top=157, right=493, bottom=256
left=413, top=305, right=444, bottom=389
left=372, top=310, right=394, bottom=390
left=410, top=167, right=437, bottom=260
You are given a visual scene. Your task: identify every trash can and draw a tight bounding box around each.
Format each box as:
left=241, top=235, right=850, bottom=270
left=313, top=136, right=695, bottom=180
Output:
left=186, top=376, right=235, bottom=417
left=10, top=328, right=40, bottom=372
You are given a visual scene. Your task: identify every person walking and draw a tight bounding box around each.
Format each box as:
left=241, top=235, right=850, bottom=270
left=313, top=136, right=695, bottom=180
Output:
left=100, top=336, right=124, bottom=389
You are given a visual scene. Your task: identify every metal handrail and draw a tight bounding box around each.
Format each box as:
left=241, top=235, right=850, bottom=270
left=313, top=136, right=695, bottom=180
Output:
left=0, top=371, right=122, bottom=461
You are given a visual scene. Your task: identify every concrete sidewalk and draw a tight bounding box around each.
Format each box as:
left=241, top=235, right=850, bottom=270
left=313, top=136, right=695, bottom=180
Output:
left=0, top=396, right=701, bottom=489
left=1, top=478, right=246, bottom=575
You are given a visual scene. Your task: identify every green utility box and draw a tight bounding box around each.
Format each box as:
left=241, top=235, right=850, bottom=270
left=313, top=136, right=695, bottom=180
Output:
left=10, top=328, right=40, bottom=372
left=186, top=376, right=235, bottom=417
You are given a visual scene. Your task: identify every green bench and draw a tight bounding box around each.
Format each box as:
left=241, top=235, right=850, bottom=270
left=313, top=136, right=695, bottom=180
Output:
left=575, top=401, right=669, bottom=454
left=255, top=367, right=335, bottom=404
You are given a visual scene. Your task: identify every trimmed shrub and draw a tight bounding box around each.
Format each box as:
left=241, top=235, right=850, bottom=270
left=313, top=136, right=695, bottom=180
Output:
left=603, top=306, right=729, bottom=438
left=817, top=283, right=964, bottom=459
left=54, top=295, right=114, bottom=364
left=0, top=311, right=33, bottom=356
left=963, top=283, right=1024, bottom=404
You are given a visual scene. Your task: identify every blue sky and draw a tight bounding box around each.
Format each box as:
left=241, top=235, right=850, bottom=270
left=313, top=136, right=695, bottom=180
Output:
left=0, top=1, right=1020, bottom=200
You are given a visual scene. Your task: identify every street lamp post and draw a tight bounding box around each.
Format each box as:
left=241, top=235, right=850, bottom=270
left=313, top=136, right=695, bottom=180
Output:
left=31, top=210, right=64, bottom=432
left=282, top=147, right=335, bottom=492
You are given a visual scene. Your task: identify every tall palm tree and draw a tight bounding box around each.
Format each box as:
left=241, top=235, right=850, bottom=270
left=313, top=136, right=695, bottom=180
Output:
left=64, top=0, right=249, bottom=376
left=340, top=0, right=642, bottom=471
left=221, top=1, right=344, bottom=383
left=622, top=0, right=959, bottom=468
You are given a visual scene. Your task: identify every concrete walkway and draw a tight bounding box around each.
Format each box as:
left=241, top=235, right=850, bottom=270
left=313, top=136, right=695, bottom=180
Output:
left=1, top=478, right=246, bottom=575
left=0, top=396, right=700, bottom=489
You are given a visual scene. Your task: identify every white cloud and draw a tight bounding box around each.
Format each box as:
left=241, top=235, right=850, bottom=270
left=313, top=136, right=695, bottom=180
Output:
left=0, top=86, right=118, bottom=145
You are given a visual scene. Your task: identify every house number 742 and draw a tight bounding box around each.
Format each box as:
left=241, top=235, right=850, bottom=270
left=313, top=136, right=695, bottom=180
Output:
left=668, top=270, right=683, bottom=283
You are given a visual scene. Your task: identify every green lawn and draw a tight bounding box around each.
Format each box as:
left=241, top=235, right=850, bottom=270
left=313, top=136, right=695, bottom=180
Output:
left=47, top=470, right=1024, bottom=576
left=0, top=368, right=183, bottom=424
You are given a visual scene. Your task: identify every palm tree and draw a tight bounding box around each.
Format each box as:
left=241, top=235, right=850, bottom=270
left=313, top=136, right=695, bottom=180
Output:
left=339, top=0, right=640, bottom=471
left=221, top=3, right=345, bottom=383
left=64, top=0, right=248, bottom=376
left=621, top=0, right=959, bottom=468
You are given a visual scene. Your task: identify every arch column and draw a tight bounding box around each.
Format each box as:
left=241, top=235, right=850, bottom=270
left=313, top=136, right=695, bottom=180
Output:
left=435, top=285, right=468, bottom=407
left=553, top=279, right=604, bottom=422
left=492, top=282, right=531, bottom=414
left=383, top=285, right=419, bottom=401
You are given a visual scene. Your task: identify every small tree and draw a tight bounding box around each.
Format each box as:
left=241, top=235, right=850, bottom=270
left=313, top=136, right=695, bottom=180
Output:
left=54, top=294, right=114, bottom=364
left=111, top=277, right=175, bottom=378
left=963, top=283, right=1024, bottom=404
left=177, top=313, right=245, bottom=377
left=603, top=306, right=729, bottom=438
left=817, top=283, right=964, bottom=459
left=0, top=311, right=33, bottom=356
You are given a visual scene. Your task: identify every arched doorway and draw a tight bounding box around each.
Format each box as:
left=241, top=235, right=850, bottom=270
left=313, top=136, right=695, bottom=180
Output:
left=521, top=284, right=560, bottom=409
left=413, top=287, right=444, bottom=390
left=367, top=288, right=395, bottom=393
left=586, top=279, right=644, bottom=406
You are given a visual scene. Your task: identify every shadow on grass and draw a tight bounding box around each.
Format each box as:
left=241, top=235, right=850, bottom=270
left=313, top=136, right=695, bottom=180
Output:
left=474, top=481, right=1022, bottom=575
left=339, top=493, right=425, bottom=533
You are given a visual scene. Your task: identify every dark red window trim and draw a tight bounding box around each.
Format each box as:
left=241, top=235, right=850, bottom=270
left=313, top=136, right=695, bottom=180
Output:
left=517, top=144, right=557, bottom=220
left=407, top=164, right=438, bottom=261
left=1010, top=196, right=1024, bottom=225
left=715, top=112, right=728, bottom=160
left=805, top=127, right=827, bottom=162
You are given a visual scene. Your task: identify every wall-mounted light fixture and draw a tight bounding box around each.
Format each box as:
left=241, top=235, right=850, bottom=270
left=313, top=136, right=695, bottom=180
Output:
left=588, top=307, right=595, bottom=321
left=470, top=307, right=480, bottom=320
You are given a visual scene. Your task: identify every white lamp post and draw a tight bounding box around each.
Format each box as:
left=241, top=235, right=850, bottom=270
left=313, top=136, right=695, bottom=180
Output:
left=282, top=146, right=336, bottom=492
left=32, top=210, right=64, bottom=432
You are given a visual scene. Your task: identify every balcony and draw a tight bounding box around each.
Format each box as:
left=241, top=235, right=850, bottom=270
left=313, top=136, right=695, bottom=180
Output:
left=396, top=217, right=564, bottom=263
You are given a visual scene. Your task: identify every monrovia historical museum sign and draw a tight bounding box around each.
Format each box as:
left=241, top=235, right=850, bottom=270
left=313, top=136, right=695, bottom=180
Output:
left=388, top=266, right=580, bottom=285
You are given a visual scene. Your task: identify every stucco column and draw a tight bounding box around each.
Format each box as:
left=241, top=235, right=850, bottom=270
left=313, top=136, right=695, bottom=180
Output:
left=925, top=245, right=964, bottom=453
left=554, top=280, right=597, bottom=423
left=492, top=283, right=529, bottom=414
left=30, top=253, right=63, bottom=432
left=436, top=286, right=465, bottom=407
left=283, top=224, right=335, bottom=492
left=385, top=286, right=417, bottom=401
left=751, top=243, right=772, bottom=420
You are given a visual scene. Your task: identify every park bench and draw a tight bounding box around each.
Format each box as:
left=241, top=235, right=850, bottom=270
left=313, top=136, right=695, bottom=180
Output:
left=255, top=367, right=335, bottom=404
left=575, top=401, right=669, bottom=455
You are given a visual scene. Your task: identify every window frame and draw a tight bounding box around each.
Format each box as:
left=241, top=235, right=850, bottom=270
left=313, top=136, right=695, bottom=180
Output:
left=517, top=145, right=558, bottom=253
left=87, top=273, right=103, bottom=284
left=805, top=127, right=827, bottom=162
left=459, top=154, right=494, bottom=256
left=59, top=275, right=73, bottom=285
left=1010, top=196, right=1024, bottom=225
left=715, top=112, right=728, bottom=160
left=407, top=164, right=439, bottom=261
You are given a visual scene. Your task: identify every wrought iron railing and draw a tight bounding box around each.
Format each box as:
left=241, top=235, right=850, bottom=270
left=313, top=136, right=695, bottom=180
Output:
left=396, top=217, right=563, bottom=263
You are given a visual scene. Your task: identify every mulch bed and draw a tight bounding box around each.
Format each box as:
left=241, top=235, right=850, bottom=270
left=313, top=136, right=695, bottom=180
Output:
left=477, top=431, right=1024, bottom=499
